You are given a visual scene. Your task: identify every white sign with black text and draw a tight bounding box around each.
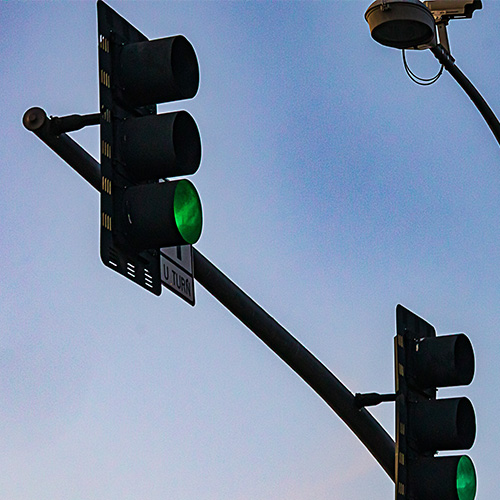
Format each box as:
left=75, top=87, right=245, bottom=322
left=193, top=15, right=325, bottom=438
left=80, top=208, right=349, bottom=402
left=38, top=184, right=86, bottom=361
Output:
left=160, top=245, right=195, bottom=306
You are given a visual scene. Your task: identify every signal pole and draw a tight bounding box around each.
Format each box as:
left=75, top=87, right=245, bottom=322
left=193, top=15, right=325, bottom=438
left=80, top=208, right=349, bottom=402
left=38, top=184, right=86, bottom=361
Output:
left=22, top=106, right=396, bottom=480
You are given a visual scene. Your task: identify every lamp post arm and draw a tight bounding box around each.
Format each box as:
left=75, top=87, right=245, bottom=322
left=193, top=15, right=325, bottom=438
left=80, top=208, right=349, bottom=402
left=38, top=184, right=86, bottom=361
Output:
left=431, top=44, right=500, bottom=147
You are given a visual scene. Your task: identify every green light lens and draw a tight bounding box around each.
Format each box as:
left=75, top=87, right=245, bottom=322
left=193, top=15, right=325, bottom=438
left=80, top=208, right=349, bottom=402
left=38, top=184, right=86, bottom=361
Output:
left=173, top=179, right=202, bottom=244
left=457, top=456, right=476, bottom=500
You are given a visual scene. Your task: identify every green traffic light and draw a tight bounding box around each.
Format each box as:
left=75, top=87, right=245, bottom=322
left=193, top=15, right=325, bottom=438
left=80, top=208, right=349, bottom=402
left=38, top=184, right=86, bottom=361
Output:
left=457, top=456, right=476, bottom=500
left=173, top=179, right=202, bottom=244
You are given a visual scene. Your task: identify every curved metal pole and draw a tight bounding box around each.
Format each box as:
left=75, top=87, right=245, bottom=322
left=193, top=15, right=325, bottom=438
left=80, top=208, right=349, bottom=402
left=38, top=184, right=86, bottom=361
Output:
left=24, top=106, right=396, bottom=481
left=193, top=248, right=396, bottom=480
left=431, top=44, right=500, bottom=147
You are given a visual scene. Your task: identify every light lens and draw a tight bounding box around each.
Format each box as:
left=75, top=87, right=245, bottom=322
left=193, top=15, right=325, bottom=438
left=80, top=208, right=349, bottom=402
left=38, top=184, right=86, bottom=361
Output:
left=173, top=180, right=202, bottom=244
left=457, top=456, right=476, bottom=500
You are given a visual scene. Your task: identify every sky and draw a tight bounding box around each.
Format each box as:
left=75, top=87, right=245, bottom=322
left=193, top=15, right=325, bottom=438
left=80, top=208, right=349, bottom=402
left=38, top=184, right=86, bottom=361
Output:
left=1, top=0, right=499, bottom=498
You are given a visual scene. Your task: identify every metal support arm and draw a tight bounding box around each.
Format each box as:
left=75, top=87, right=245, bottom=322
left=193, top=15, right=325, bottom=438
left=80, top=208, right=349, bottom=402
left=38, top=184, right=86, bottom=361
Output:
left=193, top=248, right=396, bottom=480
left=24, top=107, right=396, bottom=481
left=431, top=44, right=500, bottom=147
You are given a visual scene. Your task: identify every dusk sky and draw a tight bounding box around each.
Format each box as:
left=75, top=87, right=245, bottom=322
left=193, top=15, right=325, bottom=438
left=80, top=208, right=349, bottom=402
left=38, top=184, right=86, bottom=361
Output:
left=2, top=1, right=500, bottom=498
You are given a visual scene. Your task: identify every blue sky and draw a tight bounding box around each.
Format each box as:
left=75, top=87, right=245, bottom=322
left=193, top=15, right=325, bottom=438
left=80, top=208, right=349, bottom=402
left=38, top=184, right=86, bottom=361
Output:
left=1, top=1, right=499, bottom=498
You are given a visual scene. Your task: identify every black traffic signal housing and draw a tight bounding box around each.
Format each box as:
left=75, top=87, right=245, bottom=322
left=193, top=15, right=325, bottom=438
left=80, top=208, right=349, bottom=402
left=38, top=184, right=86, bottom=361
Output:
left=394, top=305, right=476, bottom=500
left=97, top=1, right=202, bottom=295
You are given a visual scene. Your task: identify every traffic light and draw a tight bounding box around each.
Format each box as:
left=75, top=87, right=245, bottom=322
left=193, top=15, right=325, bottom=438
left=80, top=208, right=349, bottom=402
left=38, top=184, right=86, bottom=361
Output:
left=394, top=305, right=476, bottom=500
left=97, top=0, right=202, bottom=295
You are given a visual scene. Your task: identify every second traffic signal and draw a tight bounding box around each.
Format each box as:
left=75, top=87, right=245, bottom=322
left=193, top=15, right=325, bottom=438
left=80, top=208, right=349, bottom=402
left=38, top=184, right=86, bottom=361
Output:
left=394, top=305, right=476, bottom=500
left=98, top=0, right=202, bottom=294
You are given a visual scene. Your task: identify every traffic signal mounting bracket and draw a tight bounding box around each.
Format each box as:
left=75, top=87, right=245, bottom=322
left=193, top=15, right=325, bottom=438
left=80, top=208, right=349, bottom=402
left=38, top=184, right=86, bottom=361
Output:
left=98, top=0, right=162, bottom=295
left=394, top=305, right=437, bottom=499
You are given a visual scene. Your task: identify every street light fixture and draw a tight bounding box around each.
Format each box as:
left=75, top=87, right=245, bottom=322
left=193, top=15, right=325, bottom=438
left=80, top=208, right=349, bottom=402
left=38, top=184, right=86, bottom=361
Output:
left=365, top=0, right=436, bottom=49
left=364, top=0, right=500, bottom=148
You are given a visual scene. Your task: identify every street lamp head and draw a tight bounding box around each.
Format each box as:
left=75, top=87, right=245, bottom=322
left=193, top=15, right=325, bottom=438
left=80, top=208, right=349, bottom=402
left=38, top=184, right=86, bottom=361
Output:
left=365, top=0, right=436, bottom=50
